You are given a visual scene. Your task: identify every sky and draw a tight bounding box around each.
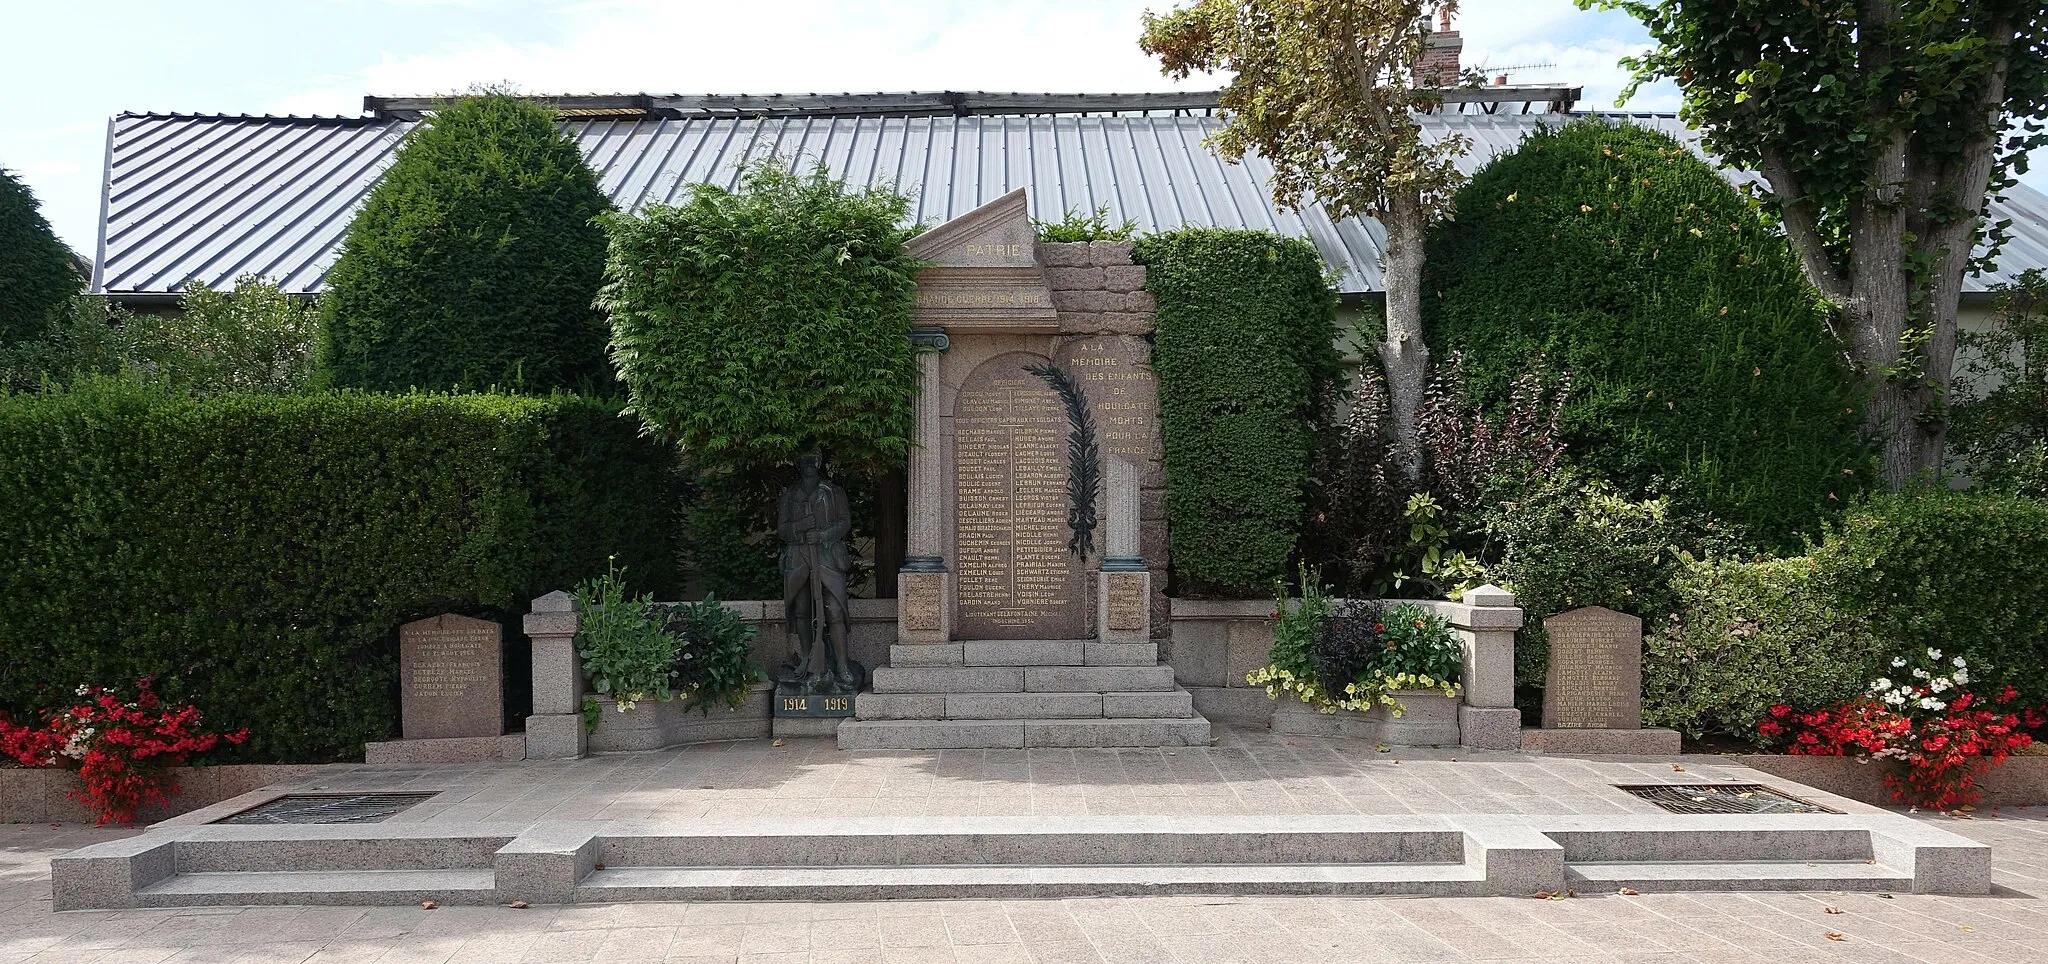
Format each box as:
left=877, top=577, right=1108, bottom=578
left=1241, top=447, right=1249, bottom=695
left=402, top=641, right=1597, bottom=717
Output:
left=0, top=0, right=2038, bottom=255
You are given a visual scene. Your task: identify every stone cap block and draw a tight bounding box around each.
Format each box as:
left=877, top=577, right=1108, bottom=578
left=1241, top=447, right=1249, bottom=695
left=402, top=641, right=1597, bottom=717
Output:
left=1464, top=583, right=1516, bottom=608
left=524, top=611, right=579, bottom=637
left=531, top=590, right=576, bottom=612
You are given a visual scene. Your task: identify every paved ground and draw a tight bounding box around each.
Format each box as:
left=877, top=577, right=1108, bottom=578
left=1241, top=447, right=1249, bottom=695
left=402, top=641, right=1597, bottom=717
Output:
left=6, top=727, right=2048, bottom=963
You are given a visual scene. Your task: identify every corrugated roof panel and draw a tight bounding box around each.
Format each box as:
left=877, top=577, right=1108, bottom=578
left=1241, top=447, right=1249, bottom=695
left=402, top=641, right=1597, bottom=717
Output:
left=96, top=110, right=2048, bottom=298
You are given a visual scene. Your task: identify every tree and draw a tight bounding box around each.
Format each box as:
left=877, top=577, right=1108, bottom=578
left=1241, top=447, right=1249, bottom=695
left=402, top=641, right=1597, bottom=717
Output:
left=1585, top=0, right=2048, bottom=486
left=0, top=168, right=81, bottom=346
left=1424, top=119, right=1870, bottom=543
left=126, top=277, right=319, bottom=395
left=1141, top=0, right=1469, bottom=480
left=320, top=93, right=613, bottom=394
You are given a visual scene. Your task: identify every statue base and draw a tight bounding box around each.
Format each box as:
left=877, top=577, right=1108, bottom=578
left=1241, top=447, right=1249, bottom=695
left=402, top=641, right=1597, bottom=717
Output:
left=771, top=659, right=864, bottom=719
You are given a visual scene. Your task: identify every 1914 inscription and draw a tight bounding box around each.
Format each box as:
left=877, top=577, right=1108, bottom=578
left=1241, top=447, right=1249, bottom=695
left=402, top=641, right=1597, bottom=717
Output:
left=398, top=613, right=503, bottom=740
left=953, top=353, right=1088, bottom=639
left=1542, top=606, right=1645, bottom=730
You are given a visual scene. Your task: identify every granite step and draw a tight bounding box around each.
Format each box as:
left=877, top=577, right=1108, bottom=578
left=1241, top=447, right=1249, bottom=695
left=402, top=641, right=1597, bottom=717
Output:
left=836, top=716, right=1212, bottom=749
left=857, top=691, right=1198, bottom=722
left=1566, top=861, right=1914, bottom=892
left=576, top=862, right=1489, bottom=900
left=133, top=869, right=498, bottom=907
left=894, top=640, right=1163, bottom=668
left=871, top=664, right=1179, bottom=695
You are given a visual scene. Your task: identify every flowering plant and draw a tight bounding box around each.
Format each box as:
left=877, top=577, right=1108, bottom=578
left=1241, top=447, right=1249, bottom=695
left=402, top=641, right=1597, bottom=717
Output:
left=1249, top=580, right=1462, bottom=716
left=0, top=677, right=249, bottom=825
left=1760, top=647, right=2044, bottom=811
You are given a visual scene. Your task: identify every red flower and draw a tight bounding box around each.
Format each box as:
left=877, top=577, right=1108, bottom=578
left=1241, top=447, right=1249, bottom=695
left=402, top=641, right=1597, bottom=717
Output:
left=1768, top=704, right=1792, bottom=719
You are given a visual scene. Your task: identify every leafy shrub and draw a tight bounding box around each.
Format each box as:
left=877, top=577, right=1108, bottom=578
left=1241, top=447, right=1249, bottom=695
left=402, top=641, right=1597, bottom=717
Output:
left=665, top=596, right=762, bottom=713
left=1951, top=270, right=2048, bottom=493
left=574, top=563, right=676, bottom=711
left=1643, top=555, right=1878, bottom=740
left=0, top=677, right=248, bottom=825
left=1483, top=470, right=1741, bottom=690
left=0, top=296, right=134, bottom=393
left=321, top=93, right=613, bottom=394
left=1423, top=119, right=1869, bottom=544
left=599, top=161, right=920, bottom=473
left=1809, top=488, right=2048, bottom=707
left=127, top=277, right=320, bottom=395
left=0, top=168, right=80, bottom=345
left=1033, top=205, right=1137, bottom=242
left=0, top=382, right=679, bottom=761
left=1136, top=229, right=1341, bottom=595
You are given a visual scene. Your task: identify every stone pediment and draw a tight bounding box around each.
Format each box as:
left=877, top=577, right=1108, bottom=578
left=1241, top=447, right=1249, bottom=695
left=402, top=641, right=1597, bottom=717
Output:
left=907, top=188, right=1058, bottom=331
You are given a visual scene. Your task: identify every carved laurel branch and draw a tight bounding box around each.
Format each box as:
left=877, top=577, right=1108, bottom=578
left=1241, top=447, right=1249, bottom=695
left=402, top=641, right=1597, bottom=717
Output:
left=1024, top=362, right=1100, bottom=557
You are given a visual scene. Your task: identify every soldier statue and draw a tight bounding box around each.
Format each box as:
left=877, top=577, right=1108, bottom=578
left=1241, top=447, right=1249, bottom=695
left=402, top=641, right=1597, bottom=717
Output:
left=776, top=452, right=857, bottom=694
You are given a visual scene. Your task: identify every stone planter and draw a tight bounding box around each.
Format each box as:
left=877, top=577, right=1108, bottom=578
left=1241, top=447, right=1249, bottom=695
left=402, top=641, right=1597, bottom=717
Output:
left=1741, top=751, right=2048, bottom=808
left=585, top=682, right=773, bottom=752
left=1, top=763, right=355, bottom=825
left=1268, top=690, right=1462, bottom=747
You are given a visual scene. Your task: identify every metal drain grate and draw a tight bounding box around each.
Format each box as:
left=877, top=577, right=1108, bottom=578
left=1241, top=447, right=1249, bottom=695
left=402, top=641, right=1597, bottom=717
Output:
left=215, top=792, right=439, bottom=825
left=1618, top=783, right=1841, bottom=815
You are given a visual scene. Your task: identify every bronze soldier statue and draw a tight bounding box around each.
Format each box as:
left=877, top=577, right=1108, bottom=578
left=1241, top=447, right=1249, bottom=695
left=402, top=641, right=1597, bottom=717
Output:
left=776, top=452, right=856, bottom=694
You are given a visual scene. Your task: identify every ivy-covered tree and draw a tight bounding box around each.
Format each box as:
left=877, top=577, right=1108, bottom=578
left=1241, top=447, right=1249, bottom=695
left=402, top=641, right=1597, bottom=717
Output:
left=1141, top=0, right=1469, bottom=479
left=0, top=168, right=82, bottom=345
left=320, top=93, right=612, bottom=393
left=1584, top=0, right=2048, bottom=486
left=597, top=160, right=920, bottom=474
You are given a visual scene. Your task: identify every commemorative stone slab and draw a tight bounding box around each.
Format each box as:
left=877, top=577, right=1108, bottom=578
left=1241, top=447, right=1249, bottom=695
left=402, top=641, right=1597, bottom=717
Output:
left=952, top=351, right=1089, bottom=639
left=399, top=613, right=504, bottom=740
left=1541, top=606, right=1644, bottom=730
left=1057, top=335, right=1160, bottom=467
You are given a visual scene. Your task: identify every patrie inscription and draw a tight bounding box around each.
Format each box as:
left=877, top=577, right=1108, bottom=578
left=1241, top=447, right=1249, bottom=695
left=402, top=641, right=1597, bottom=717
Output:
left=953, top=353, right=1088, bottom=639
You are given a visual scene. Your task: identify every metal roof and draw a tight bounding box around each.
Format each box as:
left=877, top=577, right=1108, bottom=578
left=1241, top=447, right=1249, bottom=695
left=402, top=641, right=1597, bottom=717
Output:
left=94, top=108, right=2048, bottom=299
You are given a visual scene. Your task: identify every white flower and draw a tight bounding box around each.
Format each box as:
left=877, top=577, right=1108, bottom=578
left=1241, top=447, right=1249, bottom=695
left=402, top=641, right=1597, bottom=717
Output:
left=1928, top=648, right=1943, bottom=660
left=1929, top=678, right=1951, bottom=693
left=1871, top=678, right=1893, bottom=692
left=1912, top=668, right=1930, bottom=679
left=1918, top=697, right=1946, bottom=711
left=1953, top=656, right=1967, bottom=668
left=1883, top=691, right=1908, bottom=706
left=74, top=684, right=92, bottom=696
left=1892, top=657, right=1908, bottom=668
left=1953, top=668, right=1969, bottom=685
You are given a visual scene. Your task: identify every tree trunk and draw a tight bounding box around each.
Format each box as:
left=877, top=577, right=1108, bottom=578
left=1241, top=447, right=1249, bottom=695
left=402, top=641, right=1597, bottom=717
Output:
left=1379, top=190, right=1430, bottom=482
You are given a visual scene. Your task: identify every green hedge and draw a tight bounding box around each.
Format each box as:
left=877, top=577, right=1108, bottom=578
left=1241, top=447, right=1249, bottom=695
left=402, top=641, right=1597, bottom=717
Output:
left=1423, top=119, right=1869, bottom=545
left=0, top=383, right=679, bottom=761
left=0, top=168, right=81, bottom=345
left=1136, top=229, right=1341, bottom=595
left=320, top=94, right=613, bottom=394
left=1811, top=488, right=2048, bottom=708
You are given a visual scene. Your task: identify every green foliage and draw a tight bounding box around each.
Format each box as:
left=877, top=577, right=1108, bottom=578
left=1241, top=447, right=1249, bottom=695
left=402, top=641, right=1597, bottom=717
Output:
left=1483, top=470, right=1739, bottom=690
left=574, top=562, right=675, bottom=710
left=1371, top=602, right=1462, bottom=688
left=599, top=161, right=921, bottom=473
left=1952, top=270, right=2048, bottom=494
left=124, top=277, right=320, bottom=395
left=0, top=297, right=133, bottom=393
left=1809, top=488, right=2048, bottom=708
left=1032, top=206, right=1136, bottom=243
left=1424, top=119, right=1870, bottom=543
left=1643, top=555, right=1879, bottom=741
left=0, top=382, right=680, bottom=761
left=1136, top=228, right=1341, bottom=595
left=1268, top=564, right=1334, bottom=682
left=320, top=94, right=613, bottom=394
left=0, top=168, right=80, bottom=346
left=665, top=596, right=762, bottom=713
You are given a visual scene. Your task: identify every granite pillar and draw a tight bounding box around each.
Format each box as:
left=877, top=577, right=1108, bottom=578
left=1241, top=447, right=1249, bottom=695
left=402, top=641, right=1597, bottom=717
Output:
left=898, top=328, right=953, bottom=648
left=1097, top=456, right=1149, bottom=645
left=522, top=590, right=587, bottom=759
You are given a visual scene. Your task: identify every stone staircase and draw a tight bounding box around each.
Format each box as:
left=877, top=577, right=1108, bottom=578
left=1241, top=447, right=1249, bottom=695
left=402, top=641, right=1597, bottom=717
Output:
left=836, top=639, right=1212, bottom=749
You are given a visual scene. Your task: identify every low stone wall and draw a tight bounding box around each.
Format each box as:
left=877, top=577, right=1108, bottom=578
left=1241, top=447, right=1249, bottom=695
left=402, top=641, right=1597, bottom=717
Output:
left=724, top=597, right=898, bottom=677
left=1741, top=753, right=2048, bottom=808
left=1, top=764, right=355, bottom=825
left=1270, top=692, right=1462, bottom=746
left=587, top=683, right=776, bottom=751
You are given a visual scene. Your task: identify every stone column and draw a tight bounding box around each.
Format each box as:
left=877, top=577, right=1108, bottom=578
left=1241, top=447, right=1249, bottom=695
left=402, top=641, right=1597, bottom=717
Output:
left=522, top=590, right=587, bottom=760
left=1093, top=457, right=1153, bottom=661
left=1443, top=583, right=1523, bottom=750
left=897, top=328, right=954, bottom=652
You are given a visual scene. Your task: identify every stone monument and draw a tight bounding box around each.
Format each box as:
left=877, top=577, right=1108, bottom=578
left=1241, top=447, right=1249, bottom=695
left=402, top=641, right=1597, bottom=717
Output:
left=1522, top=605, right=1681, bottom=755
left=772, top=453, right=861, bottom=737
left=364, top=612, right=525, bottom=763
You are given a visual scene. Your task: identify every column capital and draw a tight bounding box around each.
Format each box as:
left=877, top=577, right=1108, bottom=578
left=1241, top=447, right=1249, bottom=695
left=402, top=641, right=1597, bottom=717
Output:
left=909, top=328, right=950, bottom=351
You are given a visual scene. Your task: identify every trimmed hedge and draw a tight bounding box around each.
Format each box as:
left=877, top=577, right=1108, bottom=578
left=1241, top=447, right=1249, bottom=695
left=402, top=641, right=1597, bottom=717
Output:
left=1810, top=488, right=2048, bottom=708
left=1423, top=119, right=1869, bottom=545
left=320, top=94, right=613, bottom=394
left=0, top=383, right=679, bottom=761
left=0, top=168, right=80, bottom=345
left=1136, top=229, right=1341, bottom=595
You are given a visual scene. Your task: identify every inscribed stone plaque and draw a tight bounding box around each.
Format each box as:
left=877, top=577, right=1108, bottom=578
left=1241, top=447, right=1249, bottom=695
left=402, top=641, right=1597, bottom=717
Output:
left=952, top=352, right=1089, bottom=639
left=1106, top=572, right=1146, bottom=632
left=906, top=189, right=1058, bottom=331
left=899, top=571, right=943, bottom=633
left=1058, top=335, right=1160, bottom=466
left=399, top=613, right=504, bottom=740
left=1541, top=606, right=1644, bottom=730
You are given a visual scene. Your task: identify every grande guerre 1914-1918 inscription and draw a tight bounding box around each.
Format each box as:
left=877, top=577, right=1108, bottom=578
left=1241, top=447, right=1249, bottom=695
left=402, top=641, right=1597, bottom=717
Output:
left=953, top=352, right=1088, bottom=639
left=1541, top=605, right=1645, bottom=729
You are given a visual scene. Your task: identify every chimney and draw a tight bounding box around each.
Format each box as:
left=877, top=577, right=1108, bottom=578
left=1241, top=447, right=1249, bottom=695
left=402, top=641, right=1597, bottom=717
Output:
left=1494, top=75, right=1508, bottom=86
left=1413, top=7, right=1463, bottom=88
